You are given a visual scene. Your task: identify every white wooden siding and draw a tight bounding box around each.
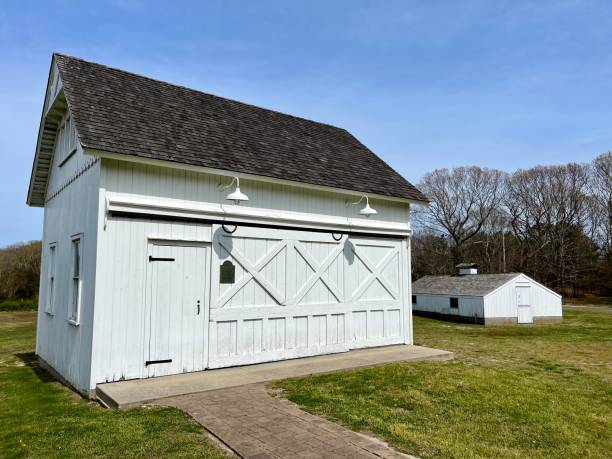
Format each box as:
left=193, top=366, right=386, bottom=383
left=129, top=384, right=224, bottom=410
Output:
left=412, top=274, right=561, bottom=323
left=208, top=226, right=408, bottom=367
left=484, top=274, right=562, bottom=319
left=46, top=122, right=89, bottom=201
left=144, top=241, right=210, bottom=377
left=413, top=294, right=484, bottom=319
left=42, top=153, right=413, bottom=391
left=101, top=159, right=410, bottom=225
left=43, top=63, right=62, bottom=115
left=90, top=217, right=212, bottom=386
left=36, top=138, right=101, bottom=393
left=91, top=219, right=409, bottom=386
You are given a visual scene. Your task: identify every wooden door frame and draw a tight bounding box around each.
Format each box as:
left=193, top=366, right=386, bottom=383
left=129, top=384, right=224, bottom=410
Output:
left=516, top=284, right=533, bottom=324
left=142, top=238, right=212, bottom=377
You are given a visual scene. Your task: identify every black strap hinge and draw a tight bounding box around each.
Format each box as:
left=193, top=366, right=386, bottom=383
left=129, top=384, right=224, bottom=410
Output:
left=149, top=256, right=175, bottom=262
left=145, top=359, right=172, bottom=366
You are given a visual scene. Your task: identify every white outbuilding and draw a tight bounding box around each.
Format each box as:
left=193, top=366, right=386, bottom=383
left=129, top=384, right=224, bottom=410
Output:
left=27, top=54, right=428, bottom=396
left=412, top=264, right=562, bottom=325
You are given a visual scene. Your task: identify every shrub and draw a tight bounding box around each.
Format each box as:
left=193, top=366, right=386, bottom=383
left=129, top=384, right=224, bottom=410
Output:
left=0, top=299, right=38, bottom=311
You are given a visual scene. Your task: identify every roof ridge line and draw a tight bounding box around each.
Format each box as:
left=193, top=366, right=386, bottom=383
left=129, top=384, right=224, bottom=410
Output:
left=52, top=52, right=348, bottom=132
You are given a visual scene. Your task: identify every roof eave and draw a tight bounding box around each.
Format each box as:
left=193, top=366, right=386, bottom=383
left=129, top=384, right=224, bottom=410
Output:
left=27, top=91, right=69, bottom=207
left=86, top=147, right=429, bottom=206
left=27, top=55, right=73, bottom=207
left=27, top=56, right=56, bottom=207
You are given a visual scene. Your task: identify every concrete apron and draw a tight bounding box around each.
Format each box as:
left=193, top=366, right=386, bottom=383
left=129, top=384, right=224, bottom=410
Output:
left=97, top=345, right=453, bottom=409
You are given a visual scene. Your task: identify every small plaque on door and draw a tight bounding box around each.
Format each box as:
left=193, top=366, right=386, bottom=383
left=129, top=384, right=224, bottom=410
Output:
left=220, top=260, right=236, bottom=284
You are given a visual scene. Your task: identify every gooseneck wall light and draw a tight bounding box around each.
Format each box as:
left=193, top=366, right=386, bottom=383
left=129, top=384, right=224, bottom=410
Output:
left=218, top=177, right=249, bottom=205
left=346, top=195, right=377, bottom=217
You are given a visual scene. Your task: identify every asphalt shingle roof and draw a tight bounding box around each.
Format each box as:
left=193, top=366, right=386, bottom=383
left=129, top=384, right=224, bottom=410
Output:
left=54, top=53, right=427, bottom=202
left=412, top=273, right=521, bottom=296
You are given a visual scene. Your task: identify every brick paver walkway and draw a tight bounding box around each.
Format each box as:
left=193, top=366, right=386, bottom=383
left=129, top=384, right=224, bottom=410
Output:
left=158, top=383, right=415, bottom=459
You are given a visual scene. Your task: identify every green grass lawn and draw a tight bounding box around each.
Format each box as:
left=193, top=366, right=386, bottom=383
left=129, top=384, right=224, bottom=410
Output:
left=274, top=309, right=612, bottom=459
left=0, top=311, right=228, bottom=458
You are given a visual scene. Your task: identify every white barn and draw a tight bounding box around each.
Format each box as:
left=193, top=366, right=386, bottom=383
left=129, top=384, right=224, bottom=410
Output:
left=412, top=264, right=562, bottom=325
left=27, top=54, right=428, bottom=396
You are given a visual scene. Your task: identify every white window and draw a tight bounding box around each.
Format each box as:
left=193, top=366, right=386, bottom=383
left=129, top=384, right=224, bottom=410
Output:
left=66, top=116, right=75, bottom=152
left=45, top=244, right=56, bottom=315
left=57, top=115, right=78, bottom=166
left=56, top=120, right=66, bottom=163
left=68, top=236, right=82, bottom=324
left=50, top=69, right=58, bottom=97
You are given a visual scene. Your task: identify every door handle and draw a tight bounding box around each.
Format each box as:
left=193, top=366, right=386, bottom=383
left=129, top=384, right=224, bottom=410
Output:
left=196, top=300, right=201, bottom=315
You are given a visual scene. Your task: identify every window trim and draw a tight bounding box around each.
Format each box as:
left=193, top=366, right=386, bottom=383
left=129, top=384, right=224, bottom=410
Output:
left=58, top=146, right=77, bottom=167
left=57, top=114, right=78, bottom=168
left=55, top=118, right=66, bottom=165
left=68, top=234, right=83, bottom=325
left=45, top=242, right=57, bottom=316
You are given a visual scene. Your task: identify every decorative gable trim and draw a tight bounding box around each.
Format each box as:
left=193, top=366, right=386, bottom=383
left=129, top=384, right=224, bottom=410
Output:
left=27, top=58, right=73, bottom=207
left=45, top=156, right=99, bottom=204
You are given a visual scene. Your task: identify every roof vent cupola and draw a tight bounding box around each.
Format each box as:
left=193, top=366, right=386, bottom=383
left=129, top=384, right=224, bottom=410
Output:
left=456, top=263, right=479, bottom=276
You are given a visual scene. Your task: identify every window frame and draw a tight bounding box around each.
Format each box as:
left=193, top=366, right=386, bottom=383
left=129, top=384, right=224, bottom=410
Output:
left=68, top=234, right=83, bottom=325
left=45, top=243, right=57, bottom=315
left=412, top=295, right=417, bottom=304
left=450, top=297, right=459, bottom=309
left=58, top=115, right=78, bottom=167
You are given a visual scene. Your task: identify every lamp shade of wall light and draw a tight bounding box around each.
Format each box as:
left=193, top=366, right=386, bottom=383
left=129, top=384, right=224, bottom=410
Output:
left=218, top=177, right=249, bottom=205
left=359, top=201, right=377, bottom=216
left=346, top=195, right=377, bottom=217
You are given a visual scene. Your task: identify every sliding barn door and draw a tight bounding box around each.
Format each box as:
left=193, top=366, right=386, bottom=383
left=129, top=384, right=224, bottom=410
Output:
left=347, top=237, right=404, bottom=348
left=208, top=225, right=407, bottom=368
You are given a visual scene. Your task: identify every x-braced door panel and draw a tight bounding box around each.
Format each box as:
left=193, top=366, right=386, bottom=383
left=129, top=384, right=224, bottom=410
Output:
left=209, top=226, right=406, bottom=368
left=346, top=237, right=404, bottom=348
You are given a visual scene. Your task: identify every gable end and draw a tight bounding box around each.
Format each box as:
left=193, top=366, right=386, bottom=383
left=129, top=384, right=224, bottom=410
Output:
left=27, top=57, right=77, bottom=206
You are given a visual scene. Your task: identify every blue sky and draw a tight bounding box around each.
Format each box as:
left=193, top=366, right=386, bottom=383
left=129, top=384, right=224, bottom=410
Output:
left=1, top=1, right=611, bottom=246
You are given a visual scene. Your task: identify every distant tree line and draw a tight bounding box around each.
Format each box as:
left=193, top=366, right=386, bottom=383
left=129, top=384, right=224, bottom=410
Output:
left=412, top=152, right=612, bottom=297
left=1, top=154, right=609, bottom=303
left=0, top=241, right=41, bottom=303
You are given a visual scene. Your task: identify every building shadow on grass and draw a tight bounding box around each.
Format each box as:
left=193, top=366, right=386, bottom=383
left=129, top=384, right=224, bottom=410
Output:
left=15, top=352, right=56, bottom=383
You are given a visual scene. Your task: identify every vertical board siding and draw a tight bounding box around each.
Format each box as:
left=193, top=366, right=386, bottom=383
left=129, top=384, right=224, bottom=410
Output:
left=412, top=274, right=561, bottom=323
left=484, top=275, right=562, bottom=319
left=87, top=160, right=412, bottom=386
left=208, top=227, right=409, bottom=368
left=412, top=294, right=485, bottom=319
left=328, top=314, right=345, bottom=344
left=144, top=243, right=209, bottom=377
left=102, top=159, right=410, bottom=224
left=90, top=207, right=212, bottom=387
left=36, top=143, right=101, bottom=394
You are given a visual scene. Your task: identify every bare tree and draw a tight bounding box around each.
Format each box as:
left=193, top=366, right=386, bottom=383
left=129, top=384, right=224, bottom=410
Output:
left=505, top=163, right=596, bottom=293
left=589, top=152, right=612, bottom=256
left=415, top=166, right=506, bottom=266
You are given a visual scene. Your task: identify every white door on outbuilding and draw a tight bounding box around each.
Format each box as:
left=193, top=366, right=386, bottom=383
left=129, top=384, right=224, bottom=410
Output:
left=144, top=241, right=210, bottom=377
left=516, top=285, right=533, bottom=324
